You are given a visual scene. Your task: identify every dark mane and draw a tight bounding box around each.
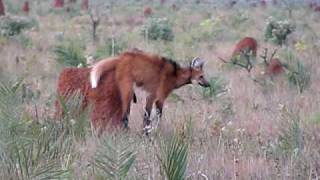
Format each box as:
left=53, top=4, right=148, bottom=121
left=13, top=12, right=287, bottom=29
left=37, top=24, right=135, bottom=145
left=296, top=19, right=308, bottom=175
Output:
left=162, top=57, right=181, bottom=76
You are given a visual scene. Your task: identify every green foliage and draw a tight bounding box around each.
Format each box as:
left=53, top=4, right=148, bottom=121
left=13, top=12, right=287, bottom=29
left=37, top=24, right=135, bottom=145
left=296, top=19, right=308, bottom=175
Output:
left=92, top=134, right=137, bottom=180
left=54, top=38, right=87, bottom=67
left=282, top=49, right=311, bottom=93
left=0, top=123, right=72, bottom=180
left=287, top=61, right=311, bottom=94
left=142, top=18, right=174, bottom=41
left=159, top=135, right=188, bottom=180
left=95, top=38, right=127, bottom=59
left=201, top=76, right=226, bottom=100
left=57, top=91, right=90, bottom=139
left=0, top=16, right=37, bottom=37
left=0, top=80, right=75, bottom=179
left=264, top=18, right=295, bottom=45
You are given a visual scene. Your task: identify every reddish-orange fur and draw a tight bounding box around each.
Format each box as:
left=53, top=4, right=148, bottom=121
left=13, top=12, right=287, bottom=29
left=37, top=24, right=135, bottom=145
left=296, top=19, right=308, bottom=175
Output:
left=90, top=51, right=210, bottom=131
left=232, top=37, right=258, bottom=57
left=55, top=67, right=123, bottom=133
left=144, top=7, right=152, bottom=17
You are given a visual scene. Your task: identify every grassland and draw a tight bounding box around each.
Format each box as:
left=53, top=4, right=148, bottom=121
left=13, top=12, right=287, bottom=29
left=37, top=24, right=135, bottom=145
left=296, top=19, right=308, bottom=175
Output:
left=0, top=0, right=320, bottom=179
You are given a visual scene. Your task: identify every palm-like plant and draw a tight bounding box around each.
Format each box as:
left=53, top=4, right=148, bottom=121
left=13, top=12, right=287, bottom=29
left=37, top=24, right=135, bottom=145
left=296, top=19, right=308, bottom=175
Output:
left=92, top=134, right=137, bottom=180
left=54, top=39, right=87, bottom=67
left=0, top=80, right=75, bottom=179
left=158, top=135, right=189, bottom=180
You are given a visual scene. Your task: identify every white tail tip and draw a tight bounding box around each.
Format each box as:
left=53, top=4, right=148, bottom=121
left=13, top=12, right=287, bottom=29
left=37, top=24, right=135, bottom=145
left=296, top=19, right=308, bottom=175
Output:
left=90, top=71, right=98, bottom=88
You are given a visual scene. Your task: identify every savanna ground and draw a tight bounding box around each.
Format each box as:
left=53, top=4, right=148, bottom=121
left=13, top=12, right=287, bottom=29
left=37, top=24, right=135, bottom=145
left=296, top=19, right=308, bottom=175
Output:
left=0, top=0, right=320, bottom=179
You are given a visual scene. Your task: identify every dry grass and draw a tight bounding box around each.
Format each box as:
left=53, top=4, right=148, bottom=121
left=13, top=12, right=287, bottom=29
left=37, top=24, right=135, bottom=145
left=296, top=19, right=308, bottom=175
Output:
left=1, top=0, right=320, bottom=179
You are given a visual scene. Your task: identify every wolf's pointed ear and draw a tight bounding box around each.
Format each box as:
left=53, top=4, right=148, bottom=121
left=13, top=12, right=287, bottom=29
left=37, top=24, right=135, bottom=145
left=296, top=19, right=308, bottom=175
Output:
left=190, top=57, right=204, bottom=69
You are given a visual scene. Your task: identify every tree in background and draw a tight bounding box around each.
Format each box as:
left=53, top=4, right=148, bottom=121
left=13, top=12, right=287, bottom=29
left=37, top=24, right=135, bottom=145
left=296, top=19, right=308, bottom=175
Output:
left=0, top=0, right=5, bottom=16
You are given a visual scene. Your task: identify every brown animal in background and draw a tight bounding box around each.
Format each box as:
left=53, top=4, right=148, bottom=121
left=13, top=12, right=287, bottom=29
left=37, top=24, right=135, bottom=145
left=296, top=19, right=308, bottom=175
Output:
left=90, top=51, right=210, bottom=133
left=266, top=58, right=284, bottom=75
left=144, top=7, right=152, bottom=17
left=22, top=1, right=29, bottom=15
left=0, top=0, right=5, bottom=16
left=232, top=37, right=258, bottom=58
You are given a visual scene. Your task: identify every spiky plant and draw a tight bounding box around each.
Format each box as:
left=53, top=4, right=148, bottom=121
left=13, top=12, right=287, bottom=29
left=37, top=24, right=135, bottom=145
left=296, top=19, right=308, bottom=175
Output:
left=56, top=90, right=90, bottom=140
left=158, top=134, right=189, bottom=180
left=0, top=80, right=74, bottom=179
left=54, top=38, right=87, bottom=67
left=92, top=134, right=137, bottom=180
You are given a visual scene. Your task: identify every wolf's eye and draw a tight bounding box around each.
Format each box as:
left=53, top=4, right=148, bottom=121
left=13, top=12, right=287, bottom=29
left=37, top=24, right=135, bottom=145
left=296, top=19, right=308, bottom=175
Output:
left=199, top=75, right=204, bottom=79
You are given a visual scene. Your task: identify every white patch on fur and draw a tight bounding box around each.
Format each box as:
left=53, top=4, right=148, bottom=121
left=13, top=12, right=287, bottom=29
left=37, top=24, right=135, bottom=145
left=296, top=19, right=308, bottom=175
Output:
left=90, top=70, right=98, bottom=88
left=191, top=79, right=198, bottom=85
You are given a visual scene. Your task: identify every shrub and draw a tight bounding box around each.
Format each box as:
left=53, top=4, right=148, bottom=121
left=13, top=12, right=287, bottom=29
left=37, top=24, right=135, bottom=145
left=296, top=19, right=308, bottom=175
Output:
left=264, top=17, right=295, bottom=45
left=0, top=16, right=36, bottom=37
left=54, top=38, right=87, bottom=67
left=201, top=76, right=226, bottom=100
left=282, top=49, right=311, bottom=93
left=142, top=18, right=174, bottom=41
left=287, top=61, right=311, bottom=93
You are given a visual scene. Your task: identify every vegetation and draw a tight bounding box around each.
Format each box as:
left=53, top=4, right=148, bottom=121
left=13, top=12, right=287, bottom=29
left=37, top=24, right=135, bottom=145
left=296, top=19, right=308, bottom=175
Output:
left=54, top=38, right=87, bottom=67
left=0, top=0, right=319, bottom=179
left=94, top=38, right=128, bottom=59
left=264, top=17, right=295, bottom=45
left=0, top=16, right=36, bottom=37
left=158, top=134, right=188, bottom=180
left=142, top=18, right=174, bottom=41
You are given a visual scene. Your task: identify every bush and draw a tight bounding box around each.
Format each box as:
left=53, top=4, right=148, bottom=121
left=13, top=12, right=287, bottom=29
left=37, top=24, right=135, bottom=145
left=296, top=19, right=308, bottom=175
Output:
left=54, top=38, right=87, bottom=67
left=0, top=16, right=36, bottom=37
left=287, top=61, right=311, bottom=93
left=142, top=18, right=174, bottom=41
left=282, top=50, right=311, bottom=93
left=201, top=76, right=226, bottom=100
left=264, top=17, right=295, bottom=45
